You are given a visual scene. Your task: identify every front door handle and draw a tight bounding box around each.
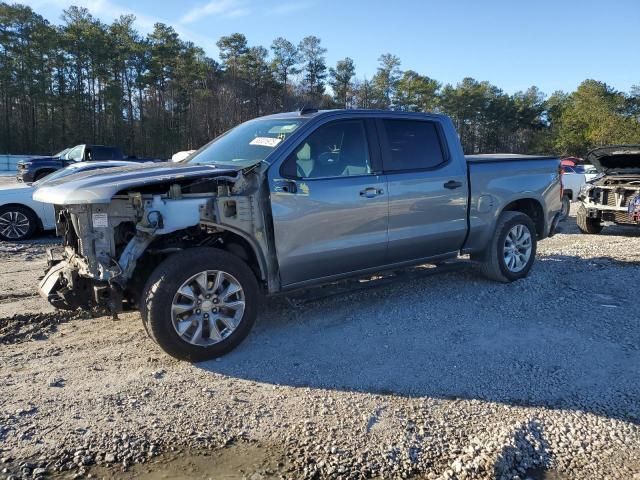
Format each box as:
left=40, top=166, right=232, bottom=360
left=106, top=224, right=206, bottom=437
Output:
left=444, top=180, right=463, bottom=189
left=273, top=179, right=297, bottom=194
left=360, top=187, right=383, bottom=198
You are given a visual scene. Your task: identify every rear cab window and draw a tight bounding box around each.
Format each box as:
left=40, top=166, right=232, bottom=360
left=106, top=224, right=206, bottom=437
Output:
left=90, top=146, right=117, bottom=160
left=380, top=119, right=446, bottom=172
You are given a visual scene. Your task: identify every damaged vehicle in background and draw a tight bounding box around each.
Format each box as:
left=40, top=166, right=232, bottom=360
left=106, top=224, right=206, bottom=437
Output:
left=577, top=145, right=640, bottom=234
left=34, top=110, right=562, bottom=361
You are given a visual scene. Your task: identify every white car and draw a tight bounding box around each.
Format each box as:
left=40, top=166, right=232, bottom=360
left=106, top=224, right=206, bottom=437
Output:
left=560, top=164, right=599, bottom=219
left=0, top=161, right=140, bottom=241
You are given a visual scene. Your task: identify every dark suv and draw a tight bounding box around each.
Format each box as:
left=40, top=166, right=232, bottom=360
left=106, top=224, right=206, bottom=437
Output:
left=17, top=144, right=150, bottom=182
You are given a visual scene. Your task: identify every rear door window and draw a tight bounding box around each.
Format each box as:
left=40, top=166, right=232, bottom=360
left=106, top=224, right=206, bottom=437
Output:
left=381, top=119, right=446, bottom=172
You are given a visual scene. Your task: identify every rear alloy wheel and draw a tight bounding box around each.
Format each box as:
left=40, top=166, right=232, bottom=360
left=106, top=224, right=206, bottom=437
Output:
left=502, top=224, right=533, bottom=273
left=141, top=248, right=258, bottom=361
left=478, top=211, right=538, bottom=282
left=0, top=205, right=38, bottom=241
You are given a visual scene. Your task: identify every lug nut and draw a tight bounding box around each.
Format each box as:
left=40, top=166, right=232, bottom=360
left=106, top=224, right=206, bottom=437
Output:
left=196, top=309, right=201, bottom=314
left=204, top=314, right=209, bottom=319
left=212, top=308, right=218, bottom=313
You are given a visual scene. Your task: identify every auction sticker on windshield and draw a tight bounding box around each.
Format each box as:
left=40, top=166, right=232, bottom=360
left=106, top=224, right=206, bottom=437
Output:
left=92, top=213, right=109, bottom=228
left=250, top=137, right=282, bottom=147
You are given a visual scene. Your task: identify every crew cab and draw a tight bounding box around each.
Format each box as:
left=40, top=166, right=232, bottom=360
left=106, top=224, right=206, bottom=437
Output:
left=34, top=110, right=562, bottom=361
left=16, top=144, right=161, bottom=182
left=577, top=145, right=640, bottom=233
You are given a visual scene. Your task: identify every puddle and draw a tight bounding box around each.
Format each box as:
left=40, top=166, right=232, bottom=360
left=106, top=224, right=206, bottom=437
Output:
left=82, top=442, right=289, bottom=479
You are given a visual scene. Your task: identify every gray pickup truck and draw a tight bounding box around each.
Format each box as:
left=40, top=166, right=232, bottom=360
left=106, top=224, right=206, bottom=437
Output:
left=34, top=110, right=562, bottom=361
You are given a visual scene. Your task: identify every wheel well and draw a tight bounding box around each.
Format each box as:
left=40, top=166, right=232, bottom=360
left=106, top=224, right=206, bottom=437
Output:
left=34, top=169, right=56, bottom=180
left=0, top=203, right=42, bottom=230
left=217, top=230, right=264, bottom=282
left=502, top=198, right=544, bottom=237
left=127, top=228, right=267, bottom=307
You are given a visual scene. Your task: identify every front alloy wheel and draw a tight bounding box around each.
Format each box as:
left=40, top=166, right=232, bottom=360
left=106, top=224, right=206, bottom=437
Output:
left=142, top=247, right=258, bottom=361
left=0, top=206, right=37, bottom=241
left=171, top=270, right=246, bottom=346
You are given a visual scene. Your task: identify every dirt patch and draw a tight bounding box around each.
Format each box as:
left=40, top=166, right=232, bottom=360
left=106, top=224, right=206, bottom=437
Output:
left=0, top=310, right=92, bottom=344
left=0, top=206, right=639, bottom=479
left=81, top=442, right=290, bottom=480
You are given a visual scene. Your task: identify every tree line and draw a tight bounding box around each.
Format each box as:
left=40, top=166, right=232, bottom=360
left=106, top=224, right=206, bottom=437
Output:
left=1, top=2, right=639, bottom=158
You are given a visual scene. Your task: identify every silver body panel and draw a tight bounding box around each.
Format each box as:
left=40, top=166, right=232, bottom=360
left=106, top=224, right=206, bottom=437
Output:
left=33, top=163, right=236, bottom=205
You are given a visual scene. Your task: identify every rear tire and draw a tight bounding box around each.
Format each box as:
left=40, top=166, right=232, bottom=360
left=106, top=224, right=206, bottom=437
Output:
left=141, top=247, right=259, bottom=361
left=0, top=205, right=38, bottom=241
left=576, top=206, right=603, bottom=234
left=560, top=195, right=571, bottom=221
left=477, top=211, right=537, bottom=283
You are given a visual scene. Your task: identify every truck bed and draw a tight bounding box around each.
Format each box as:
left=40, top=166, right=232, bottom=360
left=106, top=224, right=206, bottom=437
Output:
left=462, top=154, right=562, bottom=254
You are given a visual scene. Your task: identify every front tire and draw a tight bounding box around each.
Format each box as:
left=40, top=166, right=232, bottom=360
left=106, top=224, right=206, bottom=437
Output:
left=576, top=206, right=603, bottom=234
left=141, top=248, right=259, bottom=361
left=0, top=205, right=38, bottom=241
left=477, top=211, right=537, bottom=283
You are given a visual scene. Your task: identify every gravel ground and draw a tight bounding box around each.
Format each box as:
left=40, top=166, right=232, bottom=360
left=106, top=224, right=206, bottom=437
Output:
left=0, top=203, right=639, bottom=480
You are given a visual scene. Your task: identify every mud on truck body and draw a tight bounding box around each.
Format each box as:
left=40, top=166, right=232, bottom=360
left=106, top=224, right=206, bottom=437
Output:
left=35, top=110, right=562, bottom=361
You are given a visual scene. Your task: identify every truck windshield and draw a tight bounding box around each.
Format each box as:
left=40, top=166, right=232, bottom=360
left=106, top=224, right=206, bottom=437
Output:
left=187, top=118, right=306, bottom=168
left=54, top=148, right=70, bottom=158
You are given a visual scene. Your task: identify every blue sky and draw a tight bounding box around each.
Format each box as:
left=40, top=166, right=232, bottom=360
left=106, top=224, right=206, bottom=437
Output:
left=25, top=0, right=640, bottom=95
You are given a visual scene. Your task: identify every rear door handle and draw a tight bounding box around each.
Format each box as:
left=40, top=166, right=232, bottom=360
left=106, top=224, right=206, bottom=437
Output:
left=444, top=180, right=463, bottom=189
left=360, top=187, right=383, bottom=198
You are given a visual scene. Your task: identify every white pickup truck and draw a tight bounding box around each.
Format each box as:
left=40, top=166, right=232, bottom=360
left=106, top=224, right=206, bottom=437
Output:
left=560, top=163, right=598, bottom=218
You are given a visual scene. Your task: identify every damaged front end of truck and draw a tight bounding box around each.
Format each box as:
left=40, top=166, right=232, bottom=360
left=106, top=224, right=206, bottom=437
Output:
left=34, top=163, right=275, bottom=314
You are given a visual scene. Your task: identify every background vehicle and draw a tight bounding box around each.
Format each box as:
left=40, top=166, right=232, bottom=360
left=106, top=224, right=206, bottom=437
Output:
left=171, top=150, right=196, bottom=162
left=577, top=145, right=640, bottom=234
left=560, top=162, right=599, bottom=219
left=35, top=110, right=562, bottom=360
left=0, top=161, right=141, bottom=241
left=16, top=144, right=162, bottom=182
